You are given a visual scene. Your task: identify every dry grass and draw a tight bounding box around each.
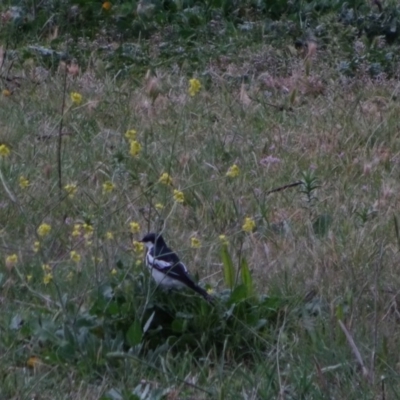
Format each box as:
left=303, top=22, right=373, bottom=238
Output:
left=2, top=41, right=400, bottom=398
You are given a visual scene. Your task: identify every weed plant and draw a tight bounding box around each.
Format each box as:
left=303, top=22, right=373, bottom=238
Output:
left=2, top=1, right=400, bottom=399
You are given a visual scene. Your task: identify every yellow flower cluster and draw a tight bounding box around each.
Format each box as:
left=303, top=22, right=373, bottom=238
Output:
left=5, top=254, right=18, bottom=269
left=0, top=144, right=10, bottom=158
left=188, top=78, right=201, bottom=96
left=242, top=217, right=256, bottom=233
left=70, top=250, right=81, bottom=263
left=159, top=172, right=173, bottom=186
left=132, top=241, right=144, bottom=253
left=103, top=181, right=115, bottom=193
left=190, top=237, right=201, bottom=249
left=19, top=176, right=29, bottom=189
left=130, top=140, right=142, bottom=157
left=70, top=92, right=82, bottom=105
left=226, top=164, right=240, bottom=178
left=33, top=241, right=40, bottom=253
left=43, top=273, right=53, bottom=285
left=157, top=172, right=186, bottom=204
left=173, top=189, right=185, bottom=203
left=125, top=129, right=137, bottom=140
left=83, top=223, right=94, bottom=241
left=219, top=235, right=229, bottom=245
left=64, top=183, right=77, bottom=198
left=42, top=264, right=52, bottom=272
left=125, top=128, right=142, bottom=158
left=42, top=264, right=53, bottom=285
left=72, top=224, right=81, bottom=237
left=37, top=223, right=51, bottom=237
left=130, top=222, right=140, bottom=234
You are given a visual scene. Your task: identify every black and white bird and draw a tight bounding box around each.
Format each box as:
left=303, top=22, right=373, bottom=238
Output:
left=140, top=232, right=213, bottom=303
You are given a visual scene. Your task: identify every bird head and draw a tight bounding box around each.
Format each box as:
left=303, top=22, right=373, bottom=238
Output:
left=140, top=232, right=165, bottom=249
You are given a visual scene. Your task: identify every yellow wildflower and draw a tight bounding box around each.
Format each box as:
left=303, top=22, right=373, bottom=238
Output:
left=190, top=237, right=201, bottom=249
left=0, top=144, right=11, bottom=157
left=125, top=129, right=137, bottom=141
left=206, top=287, right=215, bottom=295
left=158, top=172, right=173, bottom=186
left=102, top=180, right=115, bottom=193
left=43, top=273, right=53, bottom=285
left=83, top=223, right=94, bottom=237
left=2, top=89, right=11, bottom=97
left=173, top=189, right=185, bottom=203
left=129, top=221, right=140, bottom=234
left=33, top=241, right=40, bottom=253
left=155, top=203, right=164, bottom=210
left=19, top=176, right=30, bottom=189
left=42, top=264, right=52, bottom=273
left=219, top=234, right=229, bottom=245
left=102, top=1, right=112, bottom=11
left=111, top=268, right=117, bottom=275
left=132, top=240, right=144, bottom=253
left=26, top=275, right=33, bottom=282
left=72, top=224, right=81, bottom=237
left=70, top=250, right=81, bottom=263
left=5, top=254, right=18, bottom=269
left=242, top=217, right=256, bottom=233
left=105, top=231, right=114, bottom=240
left=70, top=92, right=82, bottom=105
left=129, top=140, right=142, bottom=157
left=64, top=183, right=77, bottom=198
left=37, top=223, right=51, bottom=237
left=92, top=256, right=103, bottom=263
left=226, top=164, right=240, bottom=178
left=66, top=271, right=74, bottom=281
left=27, top=356, right=41, bottom=368
left=188, top=78, right=201, bottom=96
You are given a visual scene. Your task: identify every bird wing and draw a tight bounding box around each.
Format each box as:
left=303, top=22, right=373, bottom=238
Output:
left=146, top=245, right=213, bottom=303
left=148, top=246, right=188, bottom=271
left=147, top=252, right=187, bottom=277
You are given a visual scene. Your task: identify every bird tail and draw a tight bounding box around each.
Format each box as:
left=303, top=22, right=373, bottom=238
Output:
left=193, top=284, right=214, bottom=304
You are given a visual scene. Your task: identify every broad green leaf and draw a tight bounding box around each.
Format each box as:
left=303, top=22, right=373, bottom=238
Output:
left=221, top=244, right=235, bottom=289
left=230, top=284, right=247, bottom=303
left=126, top=319, right=142, bottom=347
left=240, top=257, right=253, bottom=296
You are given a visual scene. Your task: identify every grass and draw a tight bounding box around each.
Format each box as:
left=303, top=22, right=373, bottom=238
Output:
left=2, top=9, right=400, bottom=398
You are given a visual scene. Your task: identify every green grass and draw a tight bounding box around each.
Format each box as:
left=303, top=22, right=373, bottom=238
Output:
left=2, top=6, right=400, bottom=398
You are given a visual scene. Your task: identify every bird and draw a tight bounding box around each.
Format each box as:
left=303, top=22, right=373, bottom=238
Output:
left=140, top=232, right=213, bottom=303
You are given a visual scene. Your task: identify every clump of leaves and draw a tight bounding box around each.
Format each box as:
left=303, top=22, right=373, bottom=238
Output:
left=6, top=250, right=288, bottom=371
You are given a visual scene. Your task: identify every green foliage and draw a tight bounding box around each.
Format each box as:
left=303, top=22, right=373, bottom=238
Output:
left=2, top=0, right=400, bottom=79
left=3, top=270, right=286, bottom=373
left=3, top=0, right=400, bottom=397
left=221, top=244, right=235, bottom=289
left=300, top=170, right=319, bottom=207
